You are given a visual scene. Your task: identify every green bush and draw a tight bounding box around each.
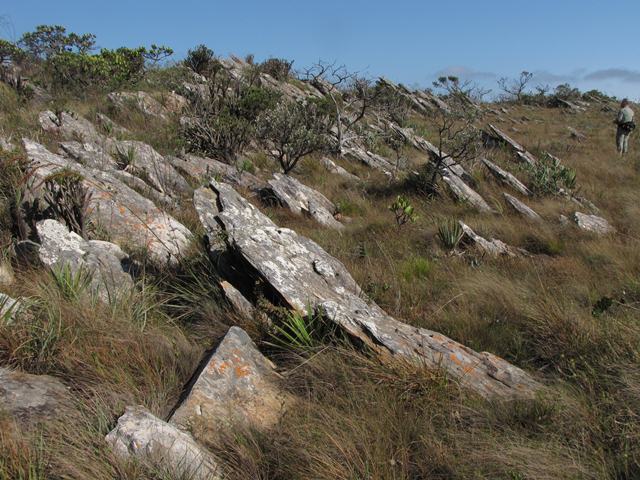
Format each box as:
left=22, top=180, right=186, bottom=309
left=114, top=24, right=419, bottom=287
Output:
left=184, top=44, right=219, bottom=76
left=400, top=256, right=433, bottom=281
left=525, top=153, right=577, bottom=195
left=258, top=57, right=294, bottom=81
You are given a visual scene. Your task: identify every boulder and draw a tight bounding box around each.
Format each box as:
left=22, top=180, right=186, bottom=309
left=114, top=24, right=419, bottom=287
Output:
left=170, top=326, right=286, bottom=433
left=573, top=212, right=615, bottom=235
left=343, top=145, right=395, bottom=175
left=194, top=181, right=541, bottom=399
left=106, top=405, right=221, bottom=480
left=24, top=139, right=191, bottom=266
left=109, top=140, right=191, bottom=198
left=0, top=368, right=70, bottom=425
left=503, top=193, right=542, bottom=221
left=567, top=126, right=587, bottom=142
left=264, top=173, right=343, bottom=229
left=36, top=219, right=134, bottom=300
left=168, top=154, right=265, bottom=192
left=95, top=112, right=130, bottom=136
left=107, top=91, right=171, bottom=120
left=482, top=158, right=532, bottom=196
left=39, top=110, right=103, bottom=144
left=459, top=221, right=526, bottom=257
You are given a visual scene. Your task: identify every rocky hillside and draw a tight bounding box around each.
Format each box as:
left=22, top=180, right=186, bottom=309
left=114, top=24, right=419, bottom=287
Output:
left=0, top=43, right=639, bottom=479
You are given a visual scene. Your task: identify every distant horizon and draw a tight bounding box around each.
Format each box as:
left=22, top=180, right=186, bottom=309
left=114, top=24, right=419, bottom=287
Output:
left=2, top=0, right=639, bottom=101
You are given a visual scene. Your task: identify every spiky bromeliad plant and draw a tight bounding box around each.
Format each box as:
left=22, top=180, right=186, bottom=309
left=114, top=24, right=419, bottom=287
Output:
left=437, top=218, right=464, bottom=250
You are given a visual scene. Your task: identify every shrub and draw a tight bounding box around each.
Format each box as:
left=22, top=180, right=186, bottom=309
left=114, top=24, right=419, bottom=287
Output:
left=184, top=44, right=218, bottom=76
left=389, top=195, right=417, bottom=230
left=256, top=99, right=330, bottom=174
left=525, top=153, right=577, bottom=195
left=19, top=24, right=96, bottom=60
left=436, top=218, right=463, bottom=250
left=42, top=170, right=92, bottom=237
left=258, top=57, right=293, bottom=81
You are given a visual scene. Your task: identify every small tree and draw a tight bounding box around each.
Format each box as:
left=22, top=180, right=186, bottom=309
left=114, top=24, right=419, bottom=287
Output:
left=182, top=68, right=279, bottom=166
left=304, top=61, right=378, bottom=155
left=497, top=71, right=533, bottom=102
left=373, top=80, right=413, bottom=127
left=418, top=76, right=482, bottom=195
left=256, top=99, right=330, bottom=174
left=19, top=25, right=96, bottom=60
left=184, top=44, right=218, bottom=76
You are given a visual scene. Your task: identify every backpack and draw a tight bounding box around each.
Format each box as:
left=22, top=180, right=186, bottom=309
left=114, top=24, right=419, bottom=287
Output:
left=620, top=121, right=636, bottom=133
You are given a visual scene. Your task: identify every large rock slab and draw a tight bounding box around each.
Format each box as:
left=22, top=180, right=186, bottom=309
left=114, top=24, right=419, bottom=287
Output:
left=36, top=219, right=134, bottom=300
left=343, top=146, right=395, bottom=175
left=39, top=110, right=103, bottom=144
left=24, top=139, right=191, bottom=266
left=170, top=326, right=286, bottom=432
left=106, top=405, right=221, bottom=480
left=459, top=221, right=526, bottom=257
left=168, top=154, right=265, bottom=191
left=220, top=281, right=255, bottom=320
left=482, top=158, right=531, bottom=196
left=195, top=181, right=541, bottom=399
left=503, top=193, right=542, bottom=221
left=573, top=212, right=615, bottom=235
left=0, top=368, right=70, bottom=425
left=264, top=173, right=343, bottom=229
left=110, top=140, right=191, bottom=198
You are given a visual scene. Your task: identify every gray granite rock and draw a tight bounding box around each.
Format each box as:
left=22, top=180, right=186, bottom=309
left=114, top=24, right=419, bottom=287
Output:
left=106, top=405, right=221, bottom=480
left=573, top=212, right=615, bottom=235
left=36, top=219, right=134, bottom=300
left=503, top=193, right=542, bottom=221
left=482, top=158, right=532, bottom=196
left=194, top=181, right=541, bottom=399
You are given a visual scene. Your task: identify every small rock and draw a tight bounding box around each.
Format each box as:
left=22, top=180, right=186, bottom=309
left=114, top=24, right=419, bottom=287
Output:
left=106, top=405, right=221, bottom=480
left=0, top=368, right=70, bottom=425
left=573, top=212, right=615, bottom=235
left=503, top=193, right=542, bottom=221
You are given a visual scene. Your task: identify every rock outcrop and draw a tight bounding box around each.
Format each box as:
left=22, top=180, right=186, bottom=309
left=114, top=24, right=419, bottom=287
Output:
left=459, top=221, right=526, bottom=257
left=107, top=91, right=172, bottom=120
left=220, top=281, right=255, bottom=320
left=482, top=158, right=532, bottom=196
left=194, top=181, right=541, bottom=399
left=106, top=406, right=221, bottom=480
left=36, top=219, right=134, bottom=300
left=0, top=368, right=70, bottom=425
left=487, top=124, right=538, bottom=166
left=573, top=212, right=615, bottom=235
left=264, top=173, right=343, bottom=229
left=503, top=193, right=542, bottom=221
left=167, top=154, right=265, bottom=192
left=24, top=139, right=191, bottom=266
left=170, top=326, right=286, bottom=433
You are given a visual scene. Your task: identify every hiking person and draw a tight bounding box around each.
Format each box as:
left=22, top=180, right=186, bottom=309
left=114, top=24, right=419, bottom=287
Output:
left=615, top=99, right=635, bottom=155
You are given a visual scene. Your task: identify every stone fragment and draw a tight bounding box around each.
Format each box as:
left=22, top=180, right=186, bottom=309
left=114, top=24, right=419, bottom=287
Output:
left=482, top=158, right=532, bottom=196
left=106, top=406, right=221, bottom=480
left=36, top=219, right=134, bottom=300
left=573, top=212, right=615, bottom=235
left=170, top=326, right=286, bottom=433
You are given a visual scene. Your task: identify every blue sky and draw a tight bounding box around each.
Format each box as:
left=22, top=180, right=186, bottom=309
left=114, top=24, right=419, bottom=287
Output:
left=2, top=0, right=639, bottom=99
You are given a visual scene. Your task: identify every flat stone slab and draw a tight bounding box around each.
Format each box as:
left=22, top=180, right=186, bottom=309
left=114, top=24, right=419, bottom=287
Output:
left=194, top=181, right=541, bottom=399
left=107, top=91, right=172, bottom=120
left=487, top=124, right=537, bottom=166
left=0, top=368, right=70, bottom=425
left=320, top=157, right=359, bottom=182
left=24, top=139, right=191, bottom=266
left=265, top=173, right=343, bottom=229
left=106, top=405, right=221, bottom=480
left=220, top=281, right=255, bottom=320
left=503, top=193, right=542, bottom=221
left=170, top=326, right=286, bottom=433
left=573, top=212, right=615, bottom=235
left=442, top=171, right=494, bottom=213
left=168, top=154, right=265, bottom=192
left=36, top=219, right=134, bottom=300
